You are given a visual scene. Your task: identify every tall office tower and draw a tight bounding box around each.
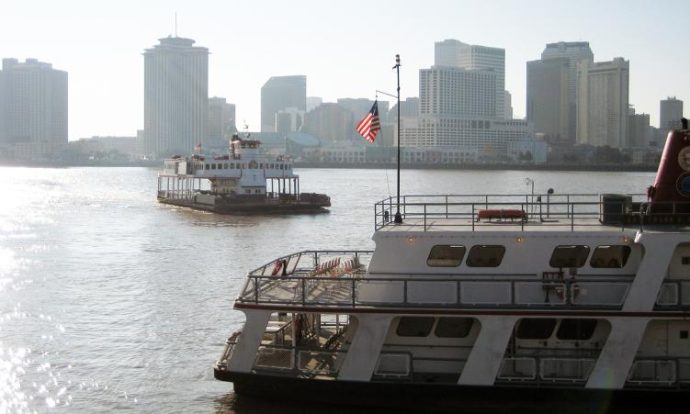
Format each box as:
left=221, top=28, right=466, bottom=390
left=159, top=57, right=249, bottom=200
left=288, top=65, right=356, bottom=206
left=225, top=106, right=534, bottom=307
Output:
left=434, top=39, right=506, bottom=119
left=420, top=66, right=496, bottom=117
left=540, top=42, right=594, bottom=143
left=526, top=57, right=570, bottom=144
left=627, top=107, right=651, bottom=148
left=576, top=58, right=629, bottom=148
left=301, top=103, right=354, bottom=144
left=275, top=107, right=304, bottom=134
left=208, top=97, right=236, bottom=146
left=0, top=58, right=67, bottom=158
left=261, top=75, right=306, bottom=132
left=660, top=97, right=684, bottom=131
left=143, top=36, right=208, bottom=158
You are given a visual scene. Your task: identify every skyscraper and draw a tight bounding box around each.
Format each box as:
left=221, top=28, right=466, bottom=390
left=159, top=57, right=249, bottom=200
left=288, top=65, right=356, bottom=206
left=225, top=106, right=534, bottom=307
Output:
left=261, top=75, right=306, bottom=132
left=660, top=97, right=684, bottom=131
left=540, top=42, right=594, bottom=143
left=576, top=58, right=629, bottom=148
left=208, top=97, right=236, bottom=146
left=143, top=36, right=208, bottom=158
left=434, top=39, right=506, bottom=119
left=526, top=57, right=570, bottom=144
left=0, top=58, right=67, bottom=158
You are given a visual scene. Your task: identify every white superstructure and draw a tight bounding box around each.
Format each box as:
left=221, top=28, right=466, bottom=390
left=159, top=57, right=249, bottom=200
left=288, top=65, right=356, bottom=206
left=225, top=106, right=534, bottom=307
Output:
left=214, top=127, right=690, bottom=411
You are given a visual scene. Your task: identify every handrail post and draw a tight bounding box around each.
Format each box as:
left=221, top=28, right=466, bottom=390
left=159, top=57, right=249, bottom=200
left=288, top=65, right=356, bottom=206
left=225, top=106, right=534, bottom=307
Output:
left=254, top=277, right=259, bottom=303
left=404, top=279, right=408, bottom=306
left=352, top=278, right=356, bottom=307
left=302, top=278, right=306, bottom=306
left=424, top=204, right=427, bottom=231
left=472, top=203, right=475, bottom=232
left=445, top=195, right=449, bottom=219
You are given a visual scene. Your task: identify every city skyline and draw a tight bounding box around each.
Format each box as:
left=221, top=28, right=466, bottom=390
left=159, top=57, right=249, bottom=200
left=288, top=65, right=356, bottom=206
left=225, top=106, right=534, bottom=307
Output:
left=2, top=0, right=688, bottom=140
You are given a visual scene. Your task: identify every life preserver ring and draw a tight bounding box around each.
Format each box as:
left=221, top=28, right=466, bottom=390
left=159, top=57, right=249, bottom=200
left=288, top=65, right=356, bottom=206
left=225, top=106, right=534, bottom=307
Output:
left=271, top=260, right=283, bottom=276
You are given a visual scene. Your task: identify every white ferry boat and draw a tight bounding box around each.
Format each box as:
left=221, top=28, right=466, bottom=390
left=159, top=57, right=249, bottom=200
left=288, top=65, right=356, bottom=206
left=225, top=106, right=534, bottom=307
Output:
left=157, top=134, right=330, bottom=214
left=214, top=124, right=690, bottom=412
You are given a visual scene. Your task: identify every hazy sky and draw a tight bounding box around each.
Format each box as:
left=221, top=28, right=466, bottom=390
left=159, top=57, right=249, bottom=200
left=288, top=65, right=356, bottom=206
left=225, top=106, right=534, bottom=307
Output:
left=2, top=0, right=688, bottom=140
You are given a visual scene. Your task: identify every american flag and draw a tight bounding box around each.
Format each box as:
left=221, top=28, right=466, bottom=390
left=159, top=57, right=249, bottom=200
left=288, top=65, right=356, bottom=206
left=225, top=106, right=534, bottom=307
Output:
left=355, top=101, right=380, bottom=143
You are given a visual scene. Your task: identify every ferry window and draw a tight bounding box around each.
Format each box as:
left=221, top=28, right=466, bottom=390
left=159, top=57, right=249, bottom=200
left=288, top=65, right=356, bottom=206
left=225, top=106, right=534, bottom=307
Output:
left=682, top=257, right=690, bottom=265
left=205, top=163, right=210, bottom=169
left=590, top=245, right=631, bottom=268
left=396, top=317, right=435, bottom=337
left=212, top=164, right=216, bottom=170
left=260, top=163, right=263, bottom=169
left=427, top=245, right=466, bottom=267
left=224, top=163, right=228, bottom=169
left=681, top=330, right=689, bottom=340
left=466, top=245, right=505, bottom=267
left=435, top=317, right=473, bottom=338
left=516, top=319, right=557, bottom=339
left=549, top=245, right=590, bottom=268
left=556, top=319, right=597, bottom=340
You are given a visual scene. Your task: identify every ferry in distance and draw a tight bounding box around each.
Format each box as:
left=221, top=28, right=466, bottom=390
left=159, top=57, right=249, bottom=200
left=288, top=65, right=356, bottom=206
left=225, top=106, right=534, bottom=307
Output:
left=157, top=134, right=330, bottom=214
left=214, top=121, right=690, bottom=413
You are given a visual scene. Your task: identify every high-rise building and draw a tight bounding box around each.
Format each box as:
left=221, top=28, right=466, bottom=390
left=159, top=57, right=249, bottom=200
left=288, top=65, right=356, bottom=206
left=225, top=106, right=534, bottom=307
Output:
left=261, top=75, right=306, bottom=132
left=306, top=97, right=322, bottom=112
left=420, top=66, right=496, bottom=117
left=504, top=91, right=513, bottom=119
left=208, top=97, right=236, bottom=146
left=576, top=58, right=629, bottom=148
left=526, top=57, right=570, bottom=144
left=337, top=98, right=389, bottom=123
left=660, top=97, right=684, bottom=131
left=143, top=36, right=208, bottom=158
left=388, top=97, right=420, bottom=122
left=627, top=106, right=651, bottom=148
left=540, top=42, right=594, bottom=143
left=301, top=103, right=353, bottom=144
left=400, top=64, right=536, bottom=160
left=434, top=39, right=505, bottom=119
left=0, top=58, right=67, bottom=158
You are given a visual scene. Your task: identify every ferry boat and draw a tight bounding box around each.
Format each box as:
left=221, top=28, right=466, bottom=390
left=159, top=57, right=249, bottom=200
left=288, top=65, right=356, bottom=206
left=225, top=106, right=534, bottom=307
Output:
left=214, top=124, right=690, bottom=413
left=157, top=134, right=330, bottom=214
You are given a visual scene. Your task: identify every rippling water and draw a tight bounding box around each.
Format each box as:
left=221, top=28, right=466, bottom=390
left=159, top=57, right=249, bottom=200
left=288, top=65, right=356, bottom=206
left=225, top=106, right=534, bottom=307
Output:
left=0, top=166, right=656, bottom=413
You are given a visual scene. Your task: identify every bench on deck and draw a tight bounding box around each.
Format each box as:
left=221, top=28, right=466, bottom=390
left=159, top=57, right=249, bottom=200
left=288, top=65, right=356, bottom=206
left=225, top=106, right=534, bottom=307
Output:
left=476, top=209, right=527, bottom=223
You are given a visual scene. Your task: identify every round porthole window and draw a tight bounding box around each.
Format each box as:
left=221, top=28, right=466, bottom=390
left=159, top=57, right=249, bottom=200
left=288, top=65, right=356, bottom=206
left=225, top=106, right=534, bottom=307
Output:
left=677, top=173, right=690, bottom=196
left=678, top=146, right=690, bottom=172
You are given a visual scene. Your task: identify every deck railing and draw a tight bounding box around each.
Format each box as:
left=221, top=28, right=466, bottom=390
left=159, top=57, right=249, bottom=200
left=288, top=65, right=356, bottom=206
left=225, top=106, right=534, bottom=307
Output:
left=237, top=271, right=662, bottom=310
left=374, top=194, right=690, bottom=232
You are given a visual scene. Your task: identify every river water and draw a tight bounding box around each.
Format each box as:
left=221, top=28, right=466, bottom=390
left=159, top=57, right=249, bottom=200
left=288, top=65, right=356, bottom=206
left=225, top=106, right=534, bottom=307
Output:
left=0, top=166, right=656, bottom=413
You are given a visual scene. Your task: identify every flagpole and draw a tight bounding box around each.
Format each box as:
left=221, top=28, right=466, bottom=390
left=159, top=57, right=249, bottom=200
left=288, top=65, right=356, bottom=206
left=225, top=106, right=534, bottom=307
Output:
left=393, top=54, right=402, bottom=224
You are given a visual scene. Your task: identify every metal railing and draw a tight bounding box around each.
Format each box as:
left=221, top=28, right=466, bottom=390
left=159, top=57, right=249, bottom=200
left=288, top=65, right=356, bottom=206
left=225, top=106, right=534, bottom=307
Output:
left=374, top=194, right=690, bottom=232
left=237, top=272, right=648, bottom=310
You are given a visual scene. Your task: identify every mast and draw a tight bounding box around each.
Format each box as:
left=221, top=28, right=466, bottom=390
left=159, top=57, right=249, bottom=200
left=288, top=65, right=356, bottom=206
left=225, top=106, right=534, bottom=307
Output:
left=393, top=54, right=402, bottom=224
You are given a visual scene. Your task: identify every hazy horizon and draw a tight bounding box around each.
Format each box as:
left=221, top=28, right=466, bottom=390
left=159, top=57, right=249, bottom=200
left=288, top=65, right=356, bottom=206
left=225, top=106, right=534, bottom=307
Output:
left=2, top=0, right=688, bottom=140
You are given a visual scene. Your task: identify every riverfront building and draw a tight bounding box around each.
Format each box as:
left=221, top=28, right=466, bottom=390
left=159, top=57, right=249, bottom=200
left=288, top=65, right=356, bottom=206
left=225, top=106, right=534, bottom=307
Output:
left=539, top=42, right=594, bottom=145
left=660, top=97, right=684, bottom=131
left=143, top=36, right=208, bottom=158
left=434, top=39, right=506, bottom=119
left=526, top=57, right=570, bottom=145
left=0, top=58, right=68, bottom=159
left=576, top=58, right=629, bottom=149
left=261, top=75, right=306, bottom=132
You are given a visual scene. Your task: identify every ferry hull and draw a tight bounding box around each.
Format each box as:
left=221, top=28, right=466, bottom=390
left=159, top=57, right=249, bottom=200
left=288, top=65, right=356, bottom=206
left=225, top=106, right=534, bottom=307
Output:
left=215, top=369, right=687, bottom=414
left=158, top=198, right=329, bottom=214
